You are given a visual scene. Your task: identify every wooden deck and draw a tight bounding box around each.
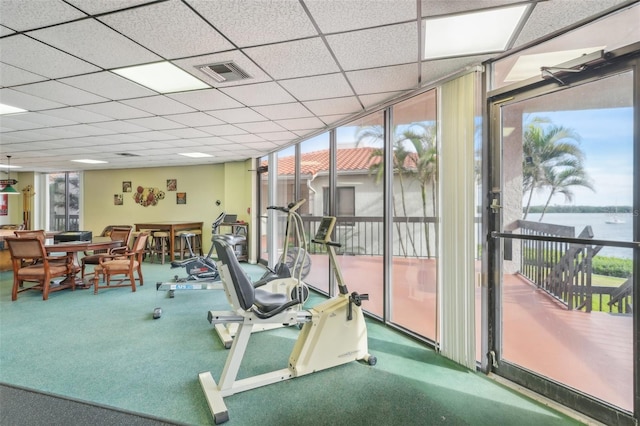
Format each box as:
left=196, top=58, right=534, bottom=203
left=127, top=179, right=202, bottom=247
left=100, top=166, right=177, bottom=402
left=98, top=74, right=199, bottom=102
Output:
left=304, top=255, right=633, bottom=412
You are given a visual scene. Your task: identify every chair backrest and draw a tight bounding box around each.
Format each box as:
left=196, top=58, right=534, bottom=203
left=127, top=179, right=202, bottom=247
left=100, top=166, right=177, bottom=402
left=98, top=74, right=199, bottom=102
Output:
left=109, top=227, right=132, bottom=246
left=214, top=238, right=254, bottom=310
left=14, top=229, right=46, bottom=241
left=131, top=232, right=149, bottom=254
left=101, top=225, right=133, bottom=237
left=1, top=224, right=25, bottom=230
left=5, top=236, right=46, bottom=263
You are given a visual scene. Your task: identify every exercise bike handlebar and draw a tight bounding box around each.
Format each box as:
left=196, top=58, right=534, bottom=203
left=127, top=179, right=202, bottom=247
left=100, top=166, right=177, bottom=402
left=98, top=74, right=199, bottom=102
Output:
left=267, top=198, right=306, bottom=213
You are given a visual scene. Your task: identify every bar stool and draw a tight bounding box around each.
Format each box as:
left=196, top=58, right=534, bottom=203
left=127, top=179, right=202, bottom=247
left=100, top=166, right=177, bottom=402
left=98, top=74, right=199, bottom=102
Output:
left=175, top=231, right=196, bottom=260
left=134, top=229, right=156, bottom=261
left=190, top=229, right=203, bottom=256
left=151, top=231, right=170, bottom=264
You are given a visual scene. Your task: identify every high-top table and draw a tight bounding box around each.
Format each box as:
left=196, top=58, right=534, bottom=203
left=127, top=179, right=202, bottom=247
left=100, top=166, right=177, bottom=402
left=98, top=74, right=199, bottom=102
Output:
left=133, top=221, right=203, bottom=262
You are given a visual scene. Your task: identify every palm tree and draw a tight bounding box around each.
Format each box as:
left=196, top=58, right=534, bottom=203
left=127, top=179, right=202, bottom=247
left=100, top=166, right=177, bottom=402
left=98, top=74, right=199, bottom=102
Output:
left=538, top=159, right=594, bottom=221
left=522, top=118, right=585, bottom=219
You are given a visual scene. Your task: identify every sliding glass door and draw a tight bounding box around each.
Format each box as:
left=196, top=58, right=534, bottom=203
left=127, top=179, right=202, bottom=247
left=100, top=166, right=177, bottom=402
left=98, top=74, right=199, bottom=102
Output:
left=488, top=57, right=638, bottom=423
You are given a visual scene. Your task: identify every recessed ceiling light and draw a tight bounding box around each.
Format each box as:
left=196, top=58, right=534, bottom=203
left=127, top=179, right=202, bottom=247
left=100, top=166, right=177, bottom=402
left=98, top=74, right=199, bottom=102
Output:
left=72, top=159, right=108, bottom=164
left=179, top=152, right=213, bottom=158
left=0, top=103, right=27, bottom=115
left=424, top=4, right=529, bottom=59
left=113, top=62, right=209, bottom=93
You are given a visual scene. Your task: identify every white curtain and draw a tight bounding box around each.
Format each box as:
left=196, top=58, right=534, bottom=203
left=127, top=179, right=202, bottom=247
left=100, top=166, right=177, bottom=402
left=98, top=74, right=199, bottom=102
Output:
left=437, top=71, right=479, bottom=370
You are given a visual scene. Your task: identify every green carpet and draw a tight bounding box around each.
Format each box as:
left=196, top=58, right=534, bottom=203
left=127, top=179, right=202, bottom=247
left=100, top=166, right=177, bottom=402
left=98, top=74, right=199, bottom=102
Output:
left=0, top=261, right=583, bottom=425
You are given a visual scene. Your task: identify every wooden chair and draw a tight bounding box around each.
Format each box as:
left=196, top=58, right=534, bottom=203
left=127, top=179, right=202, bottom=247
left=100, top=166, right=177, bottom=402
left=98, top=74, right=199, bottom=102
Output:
left=5, top=236, right=74, bottom=301
left=81, top=227, right=132, bottom=280
left=93, top=233, right=149, bottom=294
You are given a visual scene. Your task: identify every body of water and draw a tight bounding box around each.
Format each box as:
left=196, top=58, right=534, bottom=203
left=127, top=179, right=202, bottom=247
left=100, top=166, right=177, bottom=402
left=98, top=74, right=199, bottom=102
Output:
left=526, top=212, right=634, bottom=259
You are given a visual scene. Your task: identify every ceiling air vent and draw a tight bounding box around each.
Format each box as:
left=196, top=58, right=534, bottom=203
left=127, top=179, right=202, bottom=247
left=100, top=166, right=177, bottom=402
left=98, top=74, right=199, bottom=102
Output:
left=197, top=61, right=252, bottom=83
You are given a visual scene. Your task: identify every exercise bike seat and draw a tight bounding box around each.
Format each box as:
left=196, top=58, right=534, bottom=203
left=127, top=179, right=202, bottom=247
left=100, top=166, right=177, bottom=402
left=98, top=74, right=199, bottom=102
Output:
left=253, top=262, right=291, bottom=288
left=215, top=239, right=289, bottom=312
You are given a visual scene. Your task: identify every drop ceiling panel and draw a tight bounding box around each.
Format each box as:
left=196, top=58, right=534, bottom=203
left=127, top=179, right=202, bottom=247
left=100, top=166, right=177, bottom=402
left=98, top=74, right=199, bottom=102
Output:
left=3, top=112, right=77, bottom=128
left=420, top=55, right=491, bottom=84
left=279, top=74, right=354, bottom=101
left=359, top=91, right=408, bottom=109
left=0, top=35, right=101, bottom=79
left=42, top=107, right=115, bottom=124
left=66, top=0, right=153, bottom=15
left=421, top=0, right=524, bottom=17
left=255, top=131, right=298, bottom=142
left=244, top=38, right=340, bottom=80
left=91, top=120, right=150, bottom=133
left=162, top=127, right=213, bottom=139
left=121, top=96, right=196, bottom=116
left=0, top=0, right=86, bottom=32
left=235, top=121, right=287, bottom=133
left=12, top=81, right=108, bottom=106
left=252, top=103, right=314, bottom=120
left=165, top=112, right=225, bottom=127
left=327, top=23, right=418, bottom=71
left=186, top=0, right=318, bottom=47
left=59, top=72, right=157, bottom=100
left=347, top=64, right=419, bottom=94
left=79, top=102, right=153, bottom=120
left=206, top=108, right=267, bottom=124
left=168, top=89, right=243, bottom=111
left=198, top=124, right=247, bottom=136
left=125, top=117, right=186, bottom=131
left=305, top=0, right=417, bottom=33
left=303, top=97, right=363, bottom=116
left=28, top=19, right=161, bottom=69
left=99, top=1, right=234, bottom=59
left=219, top=82, right=296, bottom=106
left=0, top=88, right=65, bottom=111
left=0, top=63, right=48, bottom=87
left=0, top=25, right=15, bottom=36
left=224, top=134, right=266, bottom=143
left=274, top=117, right=325, bottom=131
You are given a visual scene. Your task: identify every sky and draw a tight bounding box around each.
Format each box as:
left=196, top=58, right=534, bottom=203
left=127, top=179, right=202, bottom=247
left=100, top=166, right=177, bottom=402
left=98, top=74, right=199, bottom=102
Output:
left=525, top=107, right=633, bottom=207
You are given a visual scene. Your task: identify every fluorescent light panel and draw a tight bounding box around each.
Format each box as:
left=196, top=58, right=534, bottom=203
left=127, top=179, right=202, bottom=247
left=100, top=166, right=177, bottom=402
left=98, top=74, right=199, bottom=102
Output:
left=72, top=159, right=108, bottom=164
left=424, top=4, right=529, bottom=59
left=0, top=103, right=27, bottom=115
left=179, top=152, right=213, bottom=158
left=113, top=62, right=209, bottom=93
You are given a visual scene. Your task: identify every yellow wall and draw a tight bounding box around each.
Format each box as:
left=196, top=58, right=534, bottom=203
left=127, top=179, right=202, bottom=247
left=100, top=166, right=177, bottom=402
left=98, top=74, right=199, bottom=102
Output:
left=83, top=160, right=253, bottom=256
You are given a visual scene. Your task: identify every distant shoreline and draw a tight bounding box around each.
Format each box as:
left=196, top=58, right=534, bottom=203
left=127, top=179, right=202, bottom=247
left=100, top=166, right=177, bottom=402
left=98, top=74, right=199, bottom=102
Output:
left=525, top=205, right=633, bottom=214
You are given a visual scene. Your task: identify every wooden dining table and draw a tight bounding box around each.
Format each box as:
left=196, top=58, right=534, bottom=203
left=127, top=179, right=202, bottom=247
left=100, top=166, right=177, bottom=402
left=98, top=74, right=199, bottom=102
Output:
left=134, top=221, right=203, bottom=262
left=45, top=237, right=124, bottom=288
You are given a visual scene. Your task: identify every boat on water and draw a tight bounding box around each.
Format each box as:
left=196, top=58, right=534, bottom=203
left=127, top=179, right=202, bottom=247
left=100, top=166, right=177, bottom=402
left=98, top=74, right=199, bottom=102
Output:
left=605, top=215, right=626, bottom=224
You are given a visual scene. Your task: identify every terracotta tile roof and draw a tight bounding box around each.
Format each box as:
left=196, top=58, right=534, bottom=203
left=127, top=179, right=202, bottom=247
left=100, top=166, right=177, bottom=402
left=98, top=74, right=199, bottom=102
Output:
left=265, top=147, right=383, bottom=176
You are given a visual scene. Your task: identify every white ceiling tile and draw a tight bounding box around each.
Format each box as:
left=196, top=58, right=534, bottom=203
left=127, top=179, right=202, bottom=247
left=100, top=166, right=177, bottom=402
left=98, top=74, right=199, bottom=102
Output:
left=239, top=141, right=279, bottom=150
left=4, top=112, right=77, bottom=128
left=198, top=124, right=246, bottom=136
left=279, top=74, right=354, bottom=101
left=220, top=82, right=296, bottom=106
left=0, top=116, right=45, bottom=131
left=235, top=121, right=287, bottom=133
left=63, top=124, right=118, bottom=136
left=0, top=25, right=15, bottom=36
left=347, top=64, right=419, bottom=94
left=252, top=102, right=314, bottom=120
left=125, top=117, right=186, bottom=131
left=79, top=101, right=153, bottom=120
left=168, top=89, right=243, bottom=111
left=0, top=88, right=65, bottom=111
left=66, top=0, right=152, bottom=15
left=13, top=81, right=108, bottom=106
left=206, top=108, right=267, bottom=124
left=34, top=126, right=86, bottom=139
left=0, top=63, right=48, bottom=87
left=127, top=130, right=175, bottom=141
left=244, top=38, right=339, bottom=80
left=0, top=0, right=86, bottom=32
left=173, top=51, right=272, bottom=89
left=122, top=95, right=196, bottom=115
left=99, top=1, right=234, bottom=59
left=0, top=35, right=100, bottom=79
left=255, top=131, right=298, bottom=142
left=186, top=0, right=317, bottom=47
left=420, top=54, right=491, bottom=85
left=274, top=117, right=325, bottom=131
left=319, top=114, right=352, bottom=126
left=303, top=97, right=363, bottom=116
left=359, top=91, right=407, bottom=109
left=421, top=0, right=524, bottom=17
left=162, top=127, right=213, bottom=139
left=224, top=134, right=266, bottom=143
left=327, top=23, right=418, bottom=71
left=305, top=0, right=417, bottom=33
left=91, top=120, right=149, bottom=133
left=28, top=19, right=161, bottom=69
left=59, top=71, right=157, bottom=100
left=42, top=107, right=117, bottom=124
left=165, top=112, right=225, bottom=127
